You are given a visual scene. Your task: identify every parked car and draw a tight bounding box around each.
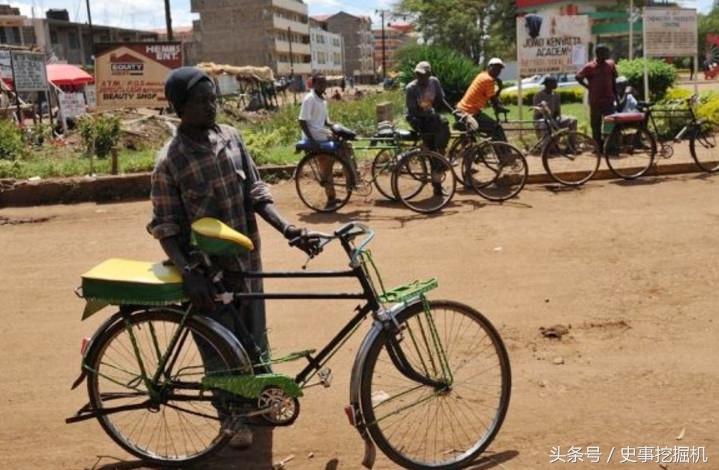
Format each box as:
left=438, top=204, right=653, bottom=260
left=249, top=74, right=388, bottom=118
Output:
left=502, top=73, right=579, bottom=93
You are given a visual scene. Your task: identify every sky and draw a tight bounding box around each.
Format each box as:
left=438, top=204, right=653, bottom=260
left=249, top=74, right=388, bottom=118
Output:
left=7, top=0, right=715, bottom=31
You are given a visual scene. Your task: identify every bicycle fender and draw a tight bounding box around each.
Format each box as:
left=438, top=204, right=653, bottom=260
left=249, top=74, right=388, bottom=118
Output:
left=348, top=299, right=423, bottom=469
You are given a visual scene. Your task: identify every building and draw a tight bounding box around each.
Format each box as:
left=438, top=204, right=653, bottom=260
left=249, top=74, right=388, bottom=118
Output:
left=0, top=5, right=158, bottom=67
left=372, top=21, right=417, bottom=74
left=321, top=12, right=374, bottom=83
left=190, top=0, right=312, bottom=77
left=309, top=17, right=343, bottom=76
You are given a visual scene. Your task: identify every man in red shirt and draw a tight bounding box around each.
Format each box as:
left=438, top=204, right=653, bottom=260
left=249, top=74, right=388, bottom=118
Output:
left=576, top=44, right=618, bottom=147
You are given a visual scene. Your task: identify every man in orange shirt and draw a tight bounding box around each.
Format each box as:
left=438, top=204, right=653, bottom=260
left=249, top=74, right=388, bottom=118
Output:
left=457, top=57, right=508, bottom=141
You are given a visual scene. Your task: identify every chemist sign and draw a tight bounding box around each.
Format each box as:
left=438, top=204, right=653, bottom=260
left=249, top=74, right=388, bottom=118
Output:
left=95, top=42, right=182, bottom=110
left=643, top=8, right=697, bottom=58
left=517, top=14, right=591, bottom=74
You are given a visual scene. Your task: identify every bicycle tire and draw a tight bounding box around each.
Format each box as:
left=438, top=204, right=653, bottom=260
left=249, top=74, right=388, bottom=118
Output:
left=358, top=300, right=511, bottom=470
left=604, top=125, right=656, bottom=180
left=391, top=149, right=456, bottom=214
left=689, top=124, right=719, bottom=173
left=86, top=309, right=245, bottom=467
left=371, top=149, right=398, bottom=201
left=295, top=153, right=353, bottom=212
left=542, top=131, right=601, bottom=186
left=465, top=141, right=528, bottom=201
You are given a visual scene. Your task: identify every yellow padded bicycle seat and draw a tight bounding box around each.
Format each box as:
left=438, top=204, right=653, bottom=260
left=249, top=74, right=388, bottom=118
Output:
left=190, top=217, right=254, bottom=256
left=80, top=259, right=187, bottom=318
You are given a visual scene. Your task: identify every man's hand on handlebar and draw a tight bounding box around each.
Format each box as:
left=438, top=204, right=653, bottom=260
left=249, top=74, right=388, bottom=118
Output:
left=285, top=226, right=324, bottom=258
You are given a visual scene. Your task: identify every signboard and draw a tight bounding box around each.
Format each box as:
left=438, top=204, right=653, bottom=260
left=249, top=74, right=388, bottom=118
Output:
left=0, top=49, right=12, bottom=80
left=516, top=14, right=591, bottom=75
left=10, top=51, right=47, bottom=92
left=85, top=84, right=97, bottom=109
left=59, top=92, right=87, bottom=119
left=643, top=8, right=697, bottom=58
left=95, top=42, right=182, bottom=110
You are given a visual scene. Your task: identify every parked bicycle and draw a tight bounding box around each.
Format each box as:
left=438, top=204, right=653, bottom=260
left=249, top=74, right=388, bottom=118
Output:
left=448, top=111, right=529, bottom=201
left=603, top=94, right=719, bottom=180
left=67, top=218, right=511, bottom=469
left=294, top=124, right=456, bottom=214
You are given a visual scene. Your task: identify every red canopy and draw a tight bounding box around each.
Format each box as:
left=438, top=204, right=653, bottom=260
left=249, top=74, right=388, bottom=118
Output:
left=46, top=64, right=94, bottom=86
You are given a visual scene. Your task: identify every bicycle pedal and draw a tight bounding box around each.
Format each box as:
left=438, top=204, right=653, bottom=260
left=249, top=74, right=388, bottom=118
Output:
left=318, top=367, right=333, bottom=388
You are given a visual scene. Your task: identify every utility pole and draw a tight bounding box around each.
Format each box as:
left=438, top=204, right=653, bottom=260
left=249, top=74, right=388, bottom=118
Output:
left=164, top=0, right=173, bottom=41
left=375, top=9, right=389, bottom=80
left=288, top=26, right=296, bottom=104
left=85, top=0, right=94, bottom=67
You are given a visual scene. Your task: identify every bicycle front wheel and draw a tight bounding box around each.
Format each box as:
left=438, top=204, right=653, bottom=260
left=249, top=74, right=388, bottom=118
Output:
left=295, top=153, right=353, bottom=212
left=391, top=149, right=456, bottom=214
left=86, top=309, right=248, bottom=466
left=689, top=124, right=719, bottom=173
left=371, top=149, right=398, bottom=201
left=542, top=131, right=600, bottom=186
left=604, top=125, right=656, bottom=180
left=465, top=141, right=528, bottom=201
left=359, top=300, right=511, bottom=469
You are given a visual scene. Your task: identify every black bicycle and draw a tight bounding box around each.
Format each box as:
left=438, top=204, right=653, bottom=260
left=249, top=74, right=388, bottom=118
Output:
left=68, top=218, right=511, bottom=469
left=603, top=94, right=719, bottom=179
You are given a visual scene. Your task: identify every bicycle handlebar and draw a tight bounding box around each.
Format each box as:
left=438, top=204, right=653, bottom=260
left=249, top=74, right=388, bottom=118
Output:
left=289, top=222, right=375, bottom=267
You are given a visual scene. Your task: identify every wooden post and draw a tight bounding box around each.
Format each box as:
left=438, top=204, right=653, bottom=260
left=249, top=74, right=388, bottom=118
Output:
left=111, top=148, right=118, bottom=175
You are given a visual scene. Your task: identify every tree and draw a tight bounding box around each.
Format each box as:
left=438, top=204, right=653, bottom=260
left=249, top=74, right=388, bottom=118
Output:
left=396, top=0, right=516, bottom=65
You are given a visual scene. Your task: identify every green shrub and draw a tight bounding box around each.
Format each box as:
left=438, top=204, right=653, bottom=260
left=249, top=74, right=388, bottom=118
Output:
left=78, top=114, right=122, bottom=158
left=395, top=45, right=481, bottom=105
left=0, top=119, right=27, bottom=161
left=617, top=59, right=678, bottom=101
left=501, top=86, right=585, bottom=106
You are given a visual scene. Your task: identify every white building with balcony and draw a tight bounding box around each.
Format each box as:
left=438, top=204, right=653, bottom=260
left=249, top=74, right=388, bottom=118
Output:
left=309, top=19, right=343, bottom=76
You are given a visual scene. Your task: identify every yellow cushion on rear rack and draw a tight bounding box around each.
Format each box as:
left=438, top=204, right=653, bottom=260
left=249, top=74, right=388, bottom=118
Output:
left=190, top=217, right=255, bottom=256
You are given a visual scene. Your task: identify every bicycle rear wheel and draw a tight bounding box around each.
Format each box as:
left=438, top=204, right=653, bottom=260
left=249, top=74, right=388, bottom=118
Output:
left=86, top=309, right=247, bottom=466
left=542, top=131, right=600, bottom=186
left=371, top=149, right=398, bottom=201
left=689, top=124, right=719, bottom=173
left=295, top=153, right=353, bottom=212
left=359, top=300, right=511, bottom=469
left=391, top=149, right=456, bottom=214
left=604, top=125, right=656, bottom=180
left=465, top=141, right=528, bottom=201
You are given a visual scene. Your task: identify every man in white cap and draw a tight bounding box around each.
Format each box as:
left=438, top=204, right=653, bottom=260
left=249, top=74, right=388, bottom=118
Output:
left=456, top=57, right=508, bottom=141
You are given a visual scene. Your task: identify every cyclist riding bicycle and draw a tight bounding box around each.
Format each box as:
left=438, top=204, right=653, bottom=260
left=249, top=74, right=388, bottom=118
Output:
left=455, top=57, right=509, bottom=141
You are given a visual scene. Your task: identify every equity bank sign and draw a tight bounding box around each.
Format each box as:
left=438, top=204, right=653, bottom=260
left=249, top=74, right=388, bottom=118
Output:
left=110, top=54, right=145, bottom=76
left=95, top=42, right=182, bottom=110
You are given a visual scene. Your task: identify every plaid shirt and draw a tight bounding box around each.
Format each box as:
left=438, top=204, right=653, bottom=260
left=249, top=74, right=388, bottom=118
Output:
left=148, top=124, right=273, bottom=272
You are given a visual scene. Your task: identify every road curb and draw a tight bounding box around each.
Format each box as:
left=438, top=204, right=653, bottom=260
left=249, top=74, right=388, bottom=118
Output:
left=0, top=161, right=705, bottom=208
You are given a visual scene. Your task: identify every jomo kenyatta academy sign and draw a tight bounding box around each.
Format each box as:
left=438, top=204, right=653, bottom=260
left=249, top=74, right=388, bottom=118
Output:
left=517, top=14, right=591, bottom=75
left=95, top=42, right=182, bottom=110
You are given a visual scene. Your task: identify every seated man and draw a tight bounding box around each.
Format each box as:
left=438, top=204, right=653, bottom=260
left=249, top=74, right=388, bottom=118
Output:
left=405, top=61, right=452, bottom=196
left=615, top=76, right=639, bottom=113
left=456, top=58, right=509, bottom=141
left=298, top=73, right=341, bottom=210
left=533, top=75, right=578, bottom=142
left=405, top=61, right=451, bottom=153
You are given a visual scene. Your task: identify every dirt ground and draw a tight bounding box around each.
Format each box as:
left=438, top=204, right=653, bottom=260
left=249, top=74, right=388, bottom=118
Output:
left=0, top=174, right=717, bottom=470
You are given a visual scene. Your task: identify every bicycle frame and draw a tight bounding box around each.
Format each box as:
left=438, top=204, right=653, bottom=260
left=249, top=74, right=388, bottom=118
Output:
left=68, top=224, right=449, bottom=423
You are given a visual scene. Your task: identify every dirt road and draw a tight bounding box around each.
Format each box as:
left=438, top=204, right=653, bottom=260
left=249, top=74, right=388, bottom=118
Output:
left=1, top=174, right=717, bottom=469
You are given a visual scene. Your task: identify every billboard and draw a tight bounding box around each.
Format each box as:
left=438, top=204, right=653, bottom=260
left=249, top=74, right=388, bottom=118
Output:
left=95, top=42, right=182, bottom=110
left=517, top=14, right=591, bottom=75
left=643, top=8, right=697, bottom=58
left=10, top=51, right=48, bottom=92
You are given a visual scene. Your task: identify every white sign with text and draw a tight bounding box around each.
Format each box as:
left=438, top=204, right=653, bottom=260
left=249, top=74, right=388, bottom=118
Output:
left=643, top=8, right=697, bottom=57
left=517, top=14, right=591, bottom=75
